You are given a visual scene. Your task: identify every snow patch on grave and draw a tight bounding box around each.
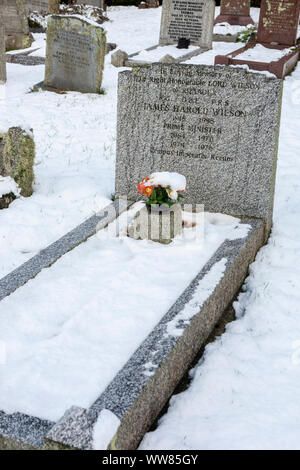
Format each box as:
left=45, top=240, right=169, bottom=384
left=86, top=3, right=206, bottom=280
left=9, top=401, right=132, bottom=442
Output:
left=92, top=409, right=120, bottom=450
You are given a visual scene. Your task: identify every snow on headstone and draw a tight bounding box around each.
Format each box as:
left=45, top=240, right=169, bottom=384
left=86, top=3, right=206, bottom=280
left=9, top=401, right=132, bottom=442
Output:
left=115, top=64, right=283, bottom=236
left=44, top=15, right=106, bottom=93
left=159, top=0, right=215, bottom=49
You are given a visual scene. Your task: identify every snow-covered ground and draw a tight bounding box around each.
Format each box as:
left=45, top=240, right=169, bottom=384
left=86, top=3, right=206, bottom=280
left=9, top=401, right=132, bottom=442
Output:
left=140, top=42, right=300, bottom=452
left=1, top=5, right=300, bottom=450
left=0, top=208, right=248, bottom=421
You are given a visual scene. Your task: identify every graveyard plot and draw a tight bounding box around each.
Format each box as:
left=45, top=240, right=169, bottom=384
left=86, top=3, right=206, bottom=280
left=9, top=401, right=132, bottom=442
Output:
left=0, top=204, right=262, bottom=449
left=215, top=0, right=300, bottom=78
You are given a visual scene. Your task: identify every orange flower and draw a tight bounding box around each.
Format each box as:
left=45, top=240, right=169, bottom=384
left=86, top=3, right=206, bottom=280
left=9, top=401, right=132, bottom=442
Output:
left=143, top=186, right=154, bottom=197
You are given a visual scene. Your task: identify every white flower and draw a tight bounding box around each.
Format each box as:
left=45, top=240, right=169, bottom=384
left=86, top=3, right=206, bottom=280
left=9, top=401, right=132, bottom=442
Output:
left=166, top=189, right=178, bottom=200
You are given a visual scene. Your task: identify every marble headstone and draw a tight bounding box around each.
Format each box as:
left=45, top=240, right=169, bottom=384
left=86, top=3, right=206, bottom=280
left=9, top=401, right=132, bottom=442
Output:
left=115, top=64, right=283, bottom=236
left=0, top=24, right=6, bottom=84
left=44, top=15, right=106, bottom=93
left=257, top=0, right=300, bottom=46
left=159, top=0, right=215, bottom=48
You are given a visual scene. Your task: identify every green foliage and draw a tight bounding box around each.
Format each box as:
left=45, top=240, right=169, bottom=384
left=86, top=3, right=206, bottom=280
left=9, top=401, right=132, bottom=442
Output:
left=237, top=27, right=257, bottom=43
left=146, top=187, right=183, bottom=207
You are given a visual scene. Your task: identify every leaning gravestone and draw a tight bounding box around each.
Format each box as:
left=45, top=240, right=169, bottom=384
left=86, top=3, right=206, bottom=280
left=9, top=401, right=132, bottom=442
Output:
left=214, top=0, right=254, bottom=26
left=44, top=15, right=106, bottom=93
left=0, top=24, right=6, bottom=84
left=159, top=0, right=215, bottom=48
left=24, top=0, right=60, bottom=15
left=1, top=0, right=32, bottom=50
left=116, top=64, right=283, bottom=237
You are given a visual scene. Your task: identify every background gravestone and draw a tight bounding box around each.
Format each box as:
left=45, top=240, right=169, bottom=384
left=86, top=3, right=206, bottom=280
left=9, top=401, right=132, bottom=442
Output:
left=1, top=0, right=32, bottom=50
left=76, top=0, right=105, bottom=8
left=44, top=15, right=106, bottom=93
left=214, top=0, right=254, bottom=26
left=24, top=0, right=59, bottom=15
left=159, top=0, right=215, bottom=48
left=115, top=64, right=283, bottom=236
left=0, top=24, right=6, bottom=84
left=257, top=0, right=300, bottom=46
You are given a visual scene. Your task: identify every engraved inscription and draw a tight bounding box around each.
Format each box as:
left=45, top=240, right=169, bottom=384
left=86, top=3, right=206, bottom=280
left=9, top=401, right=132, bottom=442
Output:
left=221, top=0, right=250, bottom=16
left=52, top=30, right=93, bottom=74
left=168, top=0, right=205, bottom=42
left=261, top=0, right=298, bottom=33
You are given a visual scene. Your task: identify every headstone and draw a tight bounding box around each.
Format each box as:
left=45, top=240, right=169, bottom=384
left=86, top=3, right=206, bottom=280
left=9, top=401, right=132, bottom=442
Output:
left=257, top=0, right=300, bottom=46
left=214, top=0, right=254, bottom=26
left=1, top=0, right=32, bottom=50
left=44, top=15, right=106, bottom=93
left=24, top=0, right=60, bottom=15
left=115, top=64, right=282, bottom=236
left=159, top=0, right=215, bottom=48
left=0, top=24, right=6, bottom=84
left=0, top=127, right=35, bottom=197
left=214, top=0, right=300, bottom=78
left=75, top=0, right=105, bottom=8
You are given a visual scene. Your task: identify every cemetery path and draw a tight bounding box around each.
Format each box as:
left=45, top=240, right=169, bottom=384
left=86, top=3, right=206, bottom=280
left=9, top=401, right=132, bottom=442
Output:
left=141, top=63, right=300, bottom=450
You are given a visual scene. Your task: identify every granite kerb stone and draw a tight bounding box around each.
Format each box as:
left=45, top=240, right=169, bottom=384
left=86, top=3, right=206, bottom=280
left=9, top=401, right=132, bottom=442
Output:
left=0, top=199, right=132, bottom=302
left=45, top=217, right=264, bottom=450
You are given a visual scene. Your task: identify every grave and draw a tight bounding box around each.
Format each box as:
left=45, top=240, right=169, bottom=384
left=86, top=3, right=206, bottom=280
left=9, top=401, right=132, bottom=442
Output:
left=24, top=0, right=60, bottom=15
left=44, top=15, right=106, bottom=93
left=111, top=0, right=215, bottom=67
left=0, top=23, right=6, bottom=84
left=214, top=0, right=254, bottom=26
left=0, top=64, right=283, bottom=450
left=215, top=0, right=300, bottom=78
left=1, top=0, right=33, bottom=51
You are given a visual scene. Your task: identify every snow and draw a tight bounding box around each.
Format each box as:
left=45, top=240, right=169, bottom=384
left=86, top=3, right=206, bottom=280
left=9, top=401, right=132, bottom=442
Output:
left=140, top=54, right=300, bottom=451
left=132, top=45, right=199, bottom=62
left=1, top=4, right=300, bottom=450
left=93, top=409, right=120, bottom=450
left=0, top=207, right=246, bottom=421
left=234, top=44, right=293, bottom=62
left=0, top=176, right=21, bottom=198
left=214, top=22, right=253, bottom=37
left=145, top=172, right=186, bottom=192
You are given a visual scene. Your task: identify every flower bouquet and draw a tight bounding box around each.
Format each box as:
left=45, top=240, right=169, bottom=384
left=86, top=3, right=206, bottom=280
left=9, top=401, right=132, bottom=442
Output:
left=137, top=172, right=186, bottom=207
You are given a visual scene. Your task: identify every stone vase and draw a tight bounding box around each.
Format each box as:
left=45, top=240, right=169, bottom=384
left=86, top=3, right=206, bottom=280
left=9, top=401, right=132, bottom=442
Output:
left=129, top=203, right=182, bottom=244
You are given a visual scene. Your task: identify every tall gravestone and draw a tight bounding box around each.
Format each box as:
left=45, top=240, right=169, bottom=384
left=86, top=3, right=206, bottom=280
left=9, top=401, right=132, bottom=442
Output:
left=24, top=0, right=60, bottom=15
left=44, top=15, right=106, bottom=93
left=214, top=0, right=254, bottom=26
left=159, top=0, right=215, bottom=48
left=1, top=0, right=32, bottom=50
left=257, top=0, right=300, bottom=46
left=0, top=24, right=6, bottom=84
left=115, top=64, right=283, bottom=236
